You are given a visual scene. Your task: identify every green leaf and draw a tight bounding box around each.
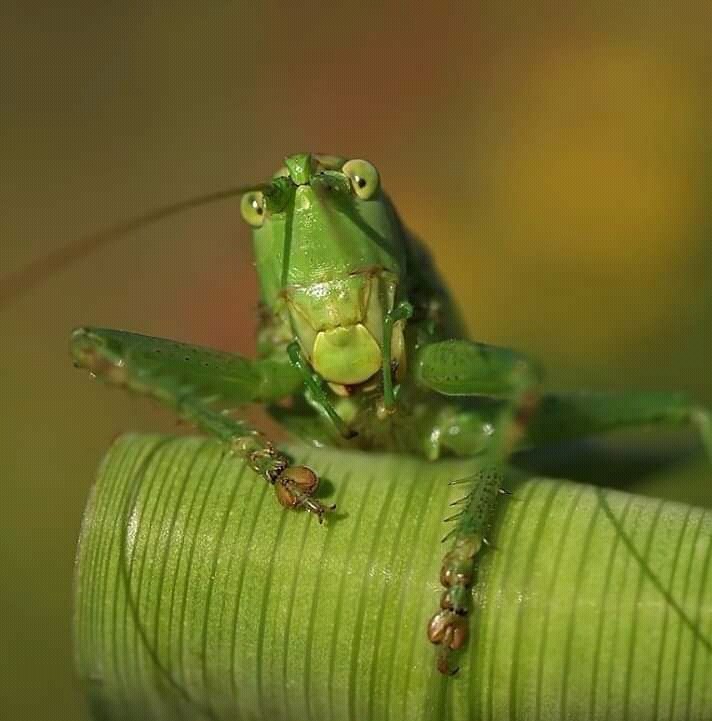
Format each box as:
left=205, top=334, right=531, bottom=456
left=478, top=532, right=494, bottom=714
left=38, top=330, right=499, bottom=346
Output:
left=74, top=434, right=712, bottom=721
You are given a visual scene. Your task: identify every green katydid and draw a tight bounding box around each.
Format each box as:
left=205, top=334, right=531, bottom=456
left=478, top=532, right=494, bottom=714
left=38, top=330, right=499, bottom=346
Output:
left=3, top=152, right=711, bottom=675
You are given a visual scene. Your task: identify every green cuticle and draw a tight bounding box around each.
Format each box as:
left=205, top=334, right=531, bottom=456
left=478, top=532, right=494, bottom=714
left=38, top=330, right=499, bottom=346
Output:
left=284, top=153, right=313, bottom=186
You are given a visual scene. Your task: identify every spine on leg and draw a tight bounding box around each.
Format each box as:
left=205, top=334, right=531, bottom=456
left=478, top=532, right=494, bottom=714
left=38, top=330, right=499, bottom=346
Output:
left=428, top=468, right=500, bottom=674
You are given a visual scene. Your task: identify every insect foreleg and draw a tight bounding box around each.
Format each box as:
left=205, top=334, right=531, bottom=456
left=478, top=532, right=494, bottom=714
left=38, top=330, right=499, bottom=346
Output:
left=416, top=339, right=542, bottom=673
left=71, top=328, right=334, bottom=521
left=72, top=327, right=304, bottom=404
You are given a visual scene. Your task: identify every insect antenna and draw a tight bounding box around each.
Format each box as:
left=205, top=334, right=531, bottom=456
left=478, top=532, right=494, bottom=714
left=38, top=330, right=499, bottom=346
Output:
left=0, top=184, right=265, bottom=311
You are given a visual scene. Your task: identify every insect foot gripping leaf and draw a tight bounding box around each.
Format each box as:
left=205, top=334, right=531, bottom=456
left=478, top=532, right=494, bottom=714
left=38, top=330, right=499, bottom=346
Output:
left=232, top=434, right=335, bottom=522
left=75, top=436, right=712, bottom=721
left=274, top=464, right=336, bottom=522
left=429, top=469, right=501, bottom=675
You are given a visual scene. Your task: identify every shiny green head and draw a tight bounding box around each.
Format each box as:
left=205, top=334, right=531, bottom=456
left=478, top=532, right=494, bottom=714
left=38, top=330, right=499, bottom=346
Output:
left=240, top=154, right=409, bottom=386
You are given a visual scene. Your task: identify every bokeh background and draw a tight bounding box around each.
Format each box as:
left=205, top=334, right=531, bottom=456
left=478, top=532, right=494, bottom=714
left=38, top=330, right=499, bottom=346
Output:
left=1, top=2, right=711, bottom=718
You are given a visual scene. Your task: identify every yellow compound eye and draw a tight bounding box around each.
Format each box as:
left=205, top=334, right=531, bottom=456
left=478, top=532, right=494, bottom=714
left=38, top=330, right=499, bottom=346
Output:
left=342, top=159, right=379, bottom=199
left=240, top=191, right=266, bottom=227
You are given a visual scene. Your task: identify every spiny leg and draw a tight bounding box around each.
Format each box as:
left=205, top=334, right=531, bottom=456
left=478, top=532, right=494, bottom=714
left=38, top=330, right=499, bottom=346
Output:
left=417, top=341, right=712, bottom=672
left=71, top=327, right=334, bottom=521
left=428, top=467, right=503, bottom=671
left=415, top=339, right=542, bottom=674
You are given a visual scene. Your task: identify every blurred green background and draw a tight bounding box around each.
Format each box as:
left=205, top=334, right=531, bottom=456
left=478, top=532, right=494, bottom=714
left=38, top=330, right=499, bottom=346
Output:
left=1, top=2, right=711, bottom=718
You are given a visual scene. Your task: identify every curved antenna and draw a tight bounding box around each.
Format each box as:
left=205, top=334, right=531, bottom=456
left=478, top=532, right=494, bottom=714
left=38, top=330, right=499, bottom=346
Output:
left=0, top=184, right=264, bottom=311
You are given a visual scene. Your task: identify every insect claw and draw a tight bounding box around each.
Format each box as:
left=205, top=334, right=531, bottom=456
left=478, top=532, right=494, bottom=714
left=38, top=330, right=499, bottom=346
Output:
left=498, top=487, right=512, bottom=496
left=430, top=614, right=466, bottom=675
left=302, top=497, right=336, bottom=524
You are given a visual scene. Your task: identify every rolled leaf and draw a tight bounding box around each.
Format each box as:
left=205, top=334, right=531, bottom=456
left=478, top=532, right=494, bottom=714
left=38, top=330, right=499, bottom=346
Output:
left=74, top=434, right=712, bottom=721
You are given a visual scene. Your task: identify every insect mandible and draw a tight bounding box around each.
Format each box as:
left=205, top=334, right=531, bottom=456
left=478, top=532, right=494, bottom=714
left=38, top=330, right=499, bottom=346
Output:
left=2, top=152, right=711, bottom=675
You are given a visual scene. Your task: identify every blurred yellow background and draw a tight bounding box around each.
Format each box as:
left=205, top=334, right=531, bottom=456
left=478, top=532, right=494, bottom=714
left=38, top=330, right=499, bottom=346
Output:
left=1, top=2, right=711, bottom=718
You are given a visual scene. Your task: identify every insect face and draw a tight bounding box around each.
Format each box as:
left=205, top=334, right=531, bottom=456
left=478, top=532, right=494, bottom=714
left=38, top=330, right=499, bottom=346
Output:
left=243, top=153, right=410, bottom=387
